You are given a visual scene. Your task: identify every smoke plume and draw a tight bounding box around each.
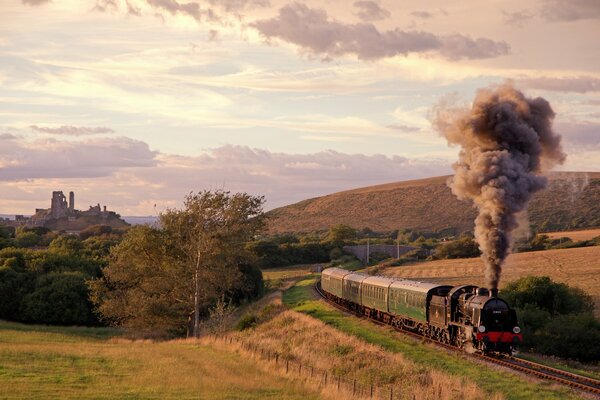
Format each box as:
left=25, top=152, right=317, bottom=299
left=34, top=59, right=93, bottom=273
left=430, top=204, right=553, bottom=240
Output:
left=435, top=85, right=566, bottom=290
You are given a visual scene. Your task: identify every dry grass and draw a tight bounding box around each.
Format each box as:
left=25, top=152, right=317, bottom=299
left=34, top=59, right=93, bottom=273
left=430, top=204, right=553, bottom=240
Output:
left=266, top=172, right=600, bottom=234
left=262, top=265, right=317, bottom=281
left=379, top=246, right=600, bottom=316
left=544, top=228, right=600, bottom=242
left=0, top=321, right=320, bottom=399
left=222, top=310, right=501, bottom=400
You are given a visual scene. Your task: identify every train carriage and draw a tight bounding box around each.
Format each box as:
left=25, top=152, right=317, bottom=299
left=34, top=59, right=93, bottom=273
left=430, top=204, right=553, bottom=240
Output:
left=342, top=272, right=367, bottom=305
left=321, top=267, right=350, bottom=299
left=361, top=276, right=395, bottom=313
left=388, top=280, right=452, bottom=323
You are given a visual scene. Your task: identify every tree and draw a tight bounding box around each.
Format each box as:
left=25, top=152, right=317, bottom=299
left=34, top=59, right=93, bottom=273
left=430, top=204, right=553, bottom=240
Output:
left=90, top=190, right=265, bottom=337
left=324, top=224, right=356, bottom=247
left=433, top=236, right=481, bottom=259
left=501, top=276, right=594, bottom=316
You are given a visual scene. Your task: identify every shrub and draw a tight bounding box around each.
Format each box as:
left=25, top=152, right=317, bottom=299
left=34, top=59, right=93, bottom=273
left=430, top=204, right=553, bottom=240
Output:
left=533, top=313, right=600, bottom=362
left=236, top=314, right=258, bottom=331
left=20, top=272, right=97, bottom=325
left=502, top=276, right=594, bottom=316
left=433, top=236, right=480, bottom=259
left=503, top=276, right=598, bottom=362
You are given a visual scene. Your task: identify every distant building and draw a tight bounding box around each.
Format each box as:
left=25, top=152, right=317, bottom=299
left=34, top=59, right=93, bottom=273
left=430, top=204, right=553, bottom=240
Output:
left=6, top=190, right=126, bottom=231
left=51, top=191, right=69, bottom=219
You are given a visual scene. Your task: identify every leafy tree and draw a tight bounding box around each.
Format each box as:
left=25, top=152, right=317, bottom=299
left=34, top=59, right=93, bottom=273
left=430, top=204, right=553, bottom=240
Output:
left=90, top=190, right=265, bottom=337
left=14, top=231, right=41, bottom=248
left=79, top=225, right=113, bottom=240
left=433, top=236, right=481, bottom=259
left=0, top=266, right=33, bottom=320
left=20, top=272, right=97, bottom=325
left=49, top=235, right=83, bottom=254
left=534, top=313, right=600, bottom=362
left=502, top=276, right=594, bottom=316
left=324, top=224, right=357, bottom=247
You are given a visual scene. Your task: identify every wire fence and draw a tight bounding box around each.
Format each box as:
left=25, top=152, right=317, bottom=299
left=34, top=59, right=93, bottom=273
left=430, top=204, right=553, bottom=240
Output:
left=209, top=334, right=409, bottom=400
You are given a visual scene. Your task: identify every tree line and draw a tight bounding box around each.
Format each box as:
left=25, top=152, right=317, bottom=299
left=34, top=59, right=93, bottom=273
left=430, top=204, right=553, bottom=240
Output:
left=0, top=191, right=266, bottom=337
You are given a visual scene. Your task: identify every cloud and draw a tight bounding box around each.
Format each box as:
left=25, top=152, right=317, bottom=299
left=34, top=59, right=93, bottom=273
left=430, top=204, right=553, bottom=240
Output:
left=558, top=122, right=600, bottom=150
left=0, top=137, right=451, bottom=213
left=353, top=1, right=391, bottom=22
left=410, top=11, right=433, bottom=19
left=517, top=76, right=600, bottom=93
left=540, top=0, right=600, bottom=21
left=410, top=9, right=448, bottom=19
left=0, top=136, right=157, bottom=181
left=252, top=3, right=509, bottom=61
left=207, top=0, right=270, bottom=12
left=30, top=125, right=116, bottom=136
left=502, top=10, right=534, bottom=27
left=21, top=0, right=50, bottom=5
left=145, top=0, right=205, bottom=20
left=0, top=133, right=19, bottom=140
left=386, top=124, right=421, bottom=133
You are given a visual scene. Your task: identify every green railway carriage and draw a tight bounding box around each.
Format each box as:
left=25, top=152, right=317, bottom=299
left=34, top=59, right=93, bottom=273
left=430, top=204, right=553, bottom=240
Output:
left=320, top=267, right=351, bottom=298
left=361, top=276, right=395, bottom=313
left=342, top=272, right=367, bottom=305
left=388, top=280, right=452, bottom=323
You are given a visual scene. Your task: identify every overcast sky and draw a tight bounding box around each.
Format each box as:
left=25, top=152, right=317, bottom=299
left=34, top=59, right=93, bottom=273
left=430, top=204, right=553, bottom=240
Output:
left=0, top=0, right=598, bottom=215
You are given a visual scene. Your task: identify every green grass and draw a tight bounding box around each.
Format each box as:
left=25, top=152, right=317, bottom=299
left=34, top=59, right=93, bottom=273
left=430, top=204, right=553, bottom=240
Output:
left=516, top=352, right=600, bottom=381
left=284, top=277, right=583, bottom=400
left=0, top=321, right=321, bottom=399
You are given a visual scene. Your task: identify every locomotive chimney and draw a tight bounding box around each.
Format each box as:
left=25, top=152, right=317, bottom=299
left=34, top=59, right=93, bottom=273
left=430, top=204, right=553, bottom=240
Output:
left=490, top=288, right=498, bottom=297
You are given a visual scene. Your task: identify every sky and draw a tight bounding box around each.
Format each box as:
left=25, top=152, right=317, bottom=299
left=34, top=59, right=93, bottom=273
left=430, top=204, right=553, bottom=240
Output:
left=0, top=0, right=599, bottom=215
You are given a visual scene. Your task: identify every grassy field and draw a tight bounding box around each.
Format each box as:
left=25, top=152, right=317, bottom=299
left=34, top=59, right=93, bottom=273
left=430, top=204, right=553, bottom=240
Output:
left=282, top=277, right=584, bottom=400
left=261, top=265, right=317, bottom=282
left=545, top=228, right=600, bottom=241
left=0, top=321, right=321, bottom=399
left=379, top=246, right=600, bottom=316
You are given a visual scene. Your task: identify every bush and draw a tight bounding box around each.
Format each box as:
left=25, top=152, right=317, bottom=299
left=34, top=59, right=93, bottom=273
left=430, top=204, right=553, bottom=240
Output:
left=14, top=231, right=41, bottom=248
left=533, top=313, right=600, bottom=362
left=20, top=272, right=97, bottom=325
left=433, top=236, right=480, bottom=259
left=236, top=314, right=258, bottom=331
left=502, top=276, right=594, bottom=316
left=502, top=276, right=598, bottom=363
left=229, top=263, right=264, bottom=304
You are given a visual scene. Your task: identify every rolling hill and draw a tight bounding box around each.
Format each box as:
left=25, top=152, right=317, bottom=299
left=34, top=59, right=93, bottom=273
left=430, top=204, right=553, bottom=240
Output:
left=266, top=172, right=600, bottom=234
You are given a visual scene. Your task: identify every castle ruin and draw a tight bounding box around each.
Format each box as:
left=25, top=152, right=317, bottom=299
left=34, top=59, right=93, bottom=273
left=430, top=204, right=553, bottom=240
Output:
left=8, top=190, right=127, bottom=230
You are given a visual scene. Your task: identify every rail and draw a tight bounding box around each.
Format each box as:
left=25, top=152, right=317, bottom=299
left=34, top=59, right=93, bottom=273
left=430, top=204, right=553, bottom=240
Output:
left=314, top=281, right=600, bottom=396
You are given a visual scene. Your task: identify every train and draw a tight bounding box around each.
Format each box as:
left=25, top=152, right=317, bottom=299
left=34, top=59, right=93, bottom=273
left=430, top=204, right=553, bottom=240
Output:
left=320, top=267, right=522, bottom=354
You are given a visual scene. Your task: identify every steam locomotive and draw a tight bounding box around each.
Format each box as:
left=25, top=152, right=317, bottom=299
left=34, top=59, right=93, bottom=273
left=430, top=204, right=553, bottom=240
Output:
left=320, top=267, right=522, bottom=354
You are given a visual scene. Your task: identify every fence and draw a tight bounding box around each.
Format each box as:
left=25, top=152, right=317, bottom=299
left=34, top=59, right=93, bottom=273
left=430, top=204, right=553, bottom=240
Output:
left=208, top=334, right=408, bottom=400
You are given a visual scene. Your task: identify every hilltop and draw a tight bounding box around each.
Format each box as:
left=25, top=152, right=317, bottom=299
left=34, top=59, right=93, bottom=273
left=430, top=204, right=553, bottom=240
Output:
left=266, top=172, right=600, bottom=234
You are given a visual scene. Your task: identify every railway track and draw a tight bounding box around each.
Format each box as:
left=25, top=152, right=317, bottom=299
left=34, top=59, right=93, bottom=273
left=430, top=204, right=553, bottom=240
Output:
left=313, top=281, right=600, bottom=397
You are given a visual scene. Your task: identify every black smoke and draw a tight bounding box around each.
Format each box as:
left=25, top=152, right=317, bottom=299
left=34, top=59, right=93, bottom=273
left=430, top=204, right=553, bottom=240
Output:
left=435, top=85, right=566, bottom=290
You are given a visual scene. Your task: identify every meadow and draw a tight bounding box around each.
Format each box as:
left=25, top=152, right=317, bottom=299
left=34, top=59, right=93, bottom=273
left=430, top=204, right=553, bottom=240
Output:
left=280, top=277, right=583, bottom=400
left=0, top=321, right=320, bottom=400
left=379, top=246, right=600, bottom=316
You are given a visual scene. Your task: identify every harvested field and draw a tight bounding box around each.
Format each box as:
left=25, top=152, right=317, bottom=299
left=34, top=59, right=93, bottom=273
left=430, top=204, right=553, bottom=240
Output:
left=380, top=246, right=600, bottom=316
left=544, top=228, right=600, bottom=242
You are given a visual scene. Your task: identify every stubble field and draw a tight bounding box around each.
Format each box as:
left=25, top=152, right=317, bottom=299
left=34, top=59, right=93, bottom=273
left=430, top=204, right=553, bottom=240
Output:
left=544, top=228, right=600, bottom=242
left=379, top=246, right=600, bottom=316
